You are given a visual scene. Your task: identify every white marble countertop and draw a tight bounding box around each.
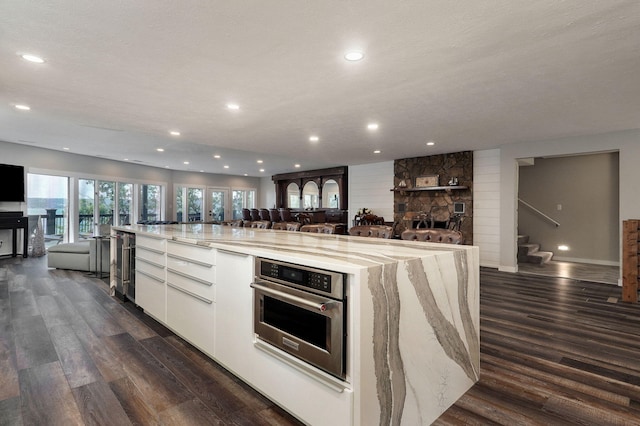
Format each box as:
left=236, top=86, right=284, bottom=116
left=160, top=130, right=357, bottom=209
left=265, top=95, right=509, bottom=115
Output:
left=113, top=223, right=474, bottom=274
left=112, top=223, right=480, bottom=424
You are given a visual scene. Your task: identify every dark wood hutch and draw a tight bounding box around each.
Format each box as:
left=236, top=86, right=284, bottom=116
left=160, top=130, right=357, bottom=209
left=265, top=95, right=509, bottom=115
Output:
left=272, top=166, right=348, bottom=224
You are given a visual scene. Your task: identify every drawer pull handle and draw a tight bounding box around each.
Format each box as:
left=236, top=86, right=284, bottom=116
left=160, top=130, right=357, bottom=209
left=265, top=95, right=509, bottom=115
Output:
left=168, top=283, right=213, bottom=304
left=137, top=257, right=165, bottom=269
left=167, top=268, right=213, bottom=286
left=167, top=253, right=213, bottom=268
left=137, top=246, right=165, bottom=255
left=137, top=269, right=164, bottom=283
left=217, top=249, right=250, bottom=258
left=169, top=239, right=213, bottom=249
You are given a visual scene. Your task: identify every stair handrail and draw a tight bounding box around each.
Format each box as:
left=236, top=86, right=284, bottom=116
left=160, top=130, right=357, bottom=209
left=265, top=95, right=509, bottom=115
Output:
left=518, top=198, right=560, bottom=227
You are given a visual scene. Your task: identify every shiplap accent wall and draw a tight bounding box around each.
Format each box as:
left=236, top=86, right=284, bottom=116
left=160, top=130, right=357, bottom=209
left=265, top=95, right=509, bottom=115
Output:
left=348, top=162, right=394, bottom=225
left=473, top=149, right=501, bottom=268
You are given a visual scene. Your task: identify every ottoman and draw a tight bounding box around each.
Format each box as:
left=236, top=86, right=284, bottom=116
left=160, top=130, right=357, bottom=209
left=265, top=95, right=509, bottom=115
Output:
left=47, top=241, right=91, bottom=271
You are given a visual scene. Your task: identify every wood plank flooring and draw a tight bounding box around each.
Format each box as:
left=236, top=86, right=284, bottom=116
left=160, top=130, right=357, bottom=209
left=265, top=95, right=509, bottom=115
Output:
left=436, top=268, right=640, bottom=425
left=517, top=260, right=620, bottom=285
left=2, top=256, right=640, bottom=425
left=0, top=256, right=302, bottom=426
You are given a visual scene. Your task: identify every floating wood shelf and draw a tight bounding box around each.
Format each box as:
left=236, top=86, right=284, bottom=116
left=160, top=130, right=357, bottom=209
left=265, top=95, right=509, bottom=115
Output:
left=390, top=185, right=468, bottom=192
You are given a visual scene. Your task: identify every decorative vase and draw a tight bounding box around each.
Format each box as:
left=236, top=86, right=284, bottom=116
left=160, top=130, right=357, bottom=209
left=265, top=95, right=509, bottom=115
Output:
left=32, top=217, right=46, bottom=257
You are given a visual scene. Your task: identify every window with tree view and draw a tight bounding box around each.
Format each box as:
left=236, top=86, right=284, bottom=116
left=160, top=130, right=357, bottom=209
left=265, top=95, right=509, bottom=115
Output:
left=175, top=186, right=203, bottom=222
left=232, top=189, right=256, bottom=219
left=140, top=184, right=162, bottom=222
left=118, top=183, right=133, bottom=225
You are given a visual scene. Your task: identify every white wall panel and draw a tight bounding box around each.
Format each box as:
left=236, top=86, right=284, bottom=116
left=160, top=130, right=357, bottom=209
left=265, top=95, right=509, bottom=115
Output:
left=473, top=149, right=501, bottom=268
left=348, top=162, right=394, bottom=224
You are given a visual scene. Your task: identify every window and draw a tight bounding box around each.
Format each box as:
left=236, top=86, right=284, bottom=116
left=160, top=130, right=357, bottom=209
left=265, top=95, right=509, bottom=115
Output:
left=232, top=189, right=256, bottom=219
left=78, top=178, right=95, bottom=237
left=97, top=180, right=115, bottom=226
left=118, top=183, right=133, bottom=225
left=139, top=184, right=162, bottom=222
left=175, top=186, right=203, bottom=222
left=27, top=174, right=68, bottom=246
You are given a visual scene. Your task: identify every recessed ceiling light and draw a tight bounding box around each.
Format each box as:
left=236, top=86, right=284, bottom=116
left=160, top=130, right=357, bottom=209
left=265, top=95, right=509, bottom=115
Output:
left=15, top=104, right=30, bottom=111
left=156, top=148, right=165, bottom=152
left=199, top=170, right=204, bottom=173
left=426, top=141, right=435, bottom=146
left=63, top=147, right=70, bottom=151
left=309, top=135, right=319, bottom=142
left=373, top=150, right=381, bottom=154
left=169, top=130, right=180, bottom=136
left=165, top=165, right=170, bottom=168
left=257, top=160, right=263, bottom=164
left=259, top=168, right=265, bottom=172
left=294, top=164, right=301, bottom=168
left=243, top=173, right=248, bottom=176
left=21, top=54, right=45, bottom=63
left=558, top=245, right=570, bottom=251
left=344, top=51, right=364, bottom=61
left=224, top=165, right=229, bottom=169
left=367, top=123, right=379, bottom=131
left=124, top=158, right=129, bottom=161
left=183, top=161, right=189, bottom=165
left=213, top=154, right=221, bottom=159
left=227, top=103, right=240, bottom=110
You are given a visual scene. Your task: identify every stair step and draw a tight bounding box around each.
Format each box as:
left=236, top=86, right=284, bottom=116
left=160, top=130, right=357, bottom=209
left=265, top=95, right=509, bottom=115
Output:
left=517, top=234, right=554, bottom=265
left=517, top=243, right=540, bottom=262
left=524, top=251, right=554, bottom=265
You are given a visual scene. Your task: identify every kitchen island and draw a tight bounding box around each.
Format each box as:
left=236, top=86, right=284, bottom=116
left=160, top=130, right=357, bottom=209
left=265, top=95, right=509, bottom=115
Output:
left=110, top=223, right=479, bottom=425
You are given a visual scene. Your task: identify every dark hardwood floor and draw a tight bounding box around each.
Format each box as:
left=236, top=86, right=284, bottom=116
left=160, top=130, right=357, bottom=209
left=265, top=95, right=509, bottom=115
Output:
left=518, top=260, right=620, bottom=285
left=0, top=256, right=302, bottom=426
left=436, top=268, right=640, bottom=426
left=2, top=256, right=640, bottom=425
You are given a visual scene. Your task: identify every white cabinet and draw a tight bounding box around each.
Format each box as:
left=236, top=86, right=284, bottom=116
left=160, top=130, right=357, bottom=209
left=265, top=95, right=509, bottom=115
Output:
left=166, top=282, right=215, bottom=357
left=214, top=250, right=254, bottom=374
left=135, top=237, right=166, bottom=322
left=166, top=239, right=216, bottom=357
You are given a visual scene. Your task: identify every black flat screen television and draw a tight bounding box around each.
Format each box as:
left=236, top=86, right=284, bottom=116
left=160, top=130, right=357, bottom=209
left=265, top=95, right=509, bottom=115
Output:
left=0, top=163, right=25, bottom=202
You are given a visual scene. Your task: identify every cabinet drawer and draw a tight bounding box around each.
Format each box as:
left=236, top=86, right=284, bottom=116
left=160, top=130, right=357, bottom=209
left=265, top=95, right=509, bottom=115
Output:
left=167, top=240, right=216, bottom=266
left=167, top=283, right=215, bottom=357
left=137, top=235, right=166, bottom=252
left=136, top=271, right=166, bottom=323
left=167, top=270, right=215, bottom=301
left=137, top=257, right=165, bottom=281
left=136, top=246, right=165, bottom=267
left=167, top=254, right=215, bottom=284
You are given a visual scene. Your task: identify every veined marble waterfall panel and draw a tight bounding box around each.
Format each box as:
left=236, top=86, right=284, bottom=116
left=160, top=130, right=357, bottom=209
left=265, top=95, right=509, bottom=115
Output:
left=365, top=248, right=479, bottom=425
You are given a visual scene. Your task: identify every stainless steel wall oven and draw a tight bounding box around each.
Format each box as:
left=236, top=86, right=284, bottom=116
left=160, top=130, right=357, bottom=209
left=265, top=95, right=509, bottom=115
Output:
left=252, top=257, right=346, bottom=379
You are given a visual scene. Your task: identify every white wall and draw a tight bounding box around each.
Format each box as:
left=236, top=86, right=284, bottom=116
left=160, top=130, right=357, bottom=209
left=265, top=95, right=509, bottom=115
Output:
left=260, top=176, right=276, bottom=208
left=499, top=129, right=640, bottom=273
left=473, top=150, right=501, bottom=268
left=348, top=162, right=394, bottom=224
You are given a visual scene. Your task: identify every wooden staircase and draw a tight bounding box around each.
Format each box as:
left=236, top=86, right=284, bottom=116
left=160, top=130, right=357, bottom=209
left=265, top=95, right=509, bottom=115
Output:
left=518, top=235, right=553, bottom=265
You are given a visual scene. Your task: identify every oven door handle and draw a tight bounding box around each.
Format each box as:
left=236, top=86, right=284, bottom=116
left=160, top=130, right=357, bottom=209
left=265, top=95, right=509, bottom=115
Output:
left=251, top=281, right=332, bottom=313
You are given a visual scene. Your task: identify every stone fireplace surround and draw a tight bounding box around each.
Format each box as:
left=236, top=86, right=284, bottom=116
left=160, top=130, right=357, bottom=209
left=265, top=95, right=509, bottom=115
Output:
left=393, top=151, right=473, bottom=243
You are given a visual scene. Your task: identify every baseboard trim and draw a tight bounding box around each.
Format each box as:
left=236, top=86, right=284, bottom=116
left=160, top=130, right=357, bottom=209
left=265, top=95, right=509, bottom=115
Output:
left=552, top=256, right=619, bottom=267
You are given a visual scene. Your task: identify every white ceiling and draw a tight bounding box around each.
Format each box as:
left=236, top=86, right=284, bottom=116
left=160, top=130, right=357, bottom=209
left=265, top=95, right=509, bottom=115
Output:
left=1, top=1, right=639, bottom=176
